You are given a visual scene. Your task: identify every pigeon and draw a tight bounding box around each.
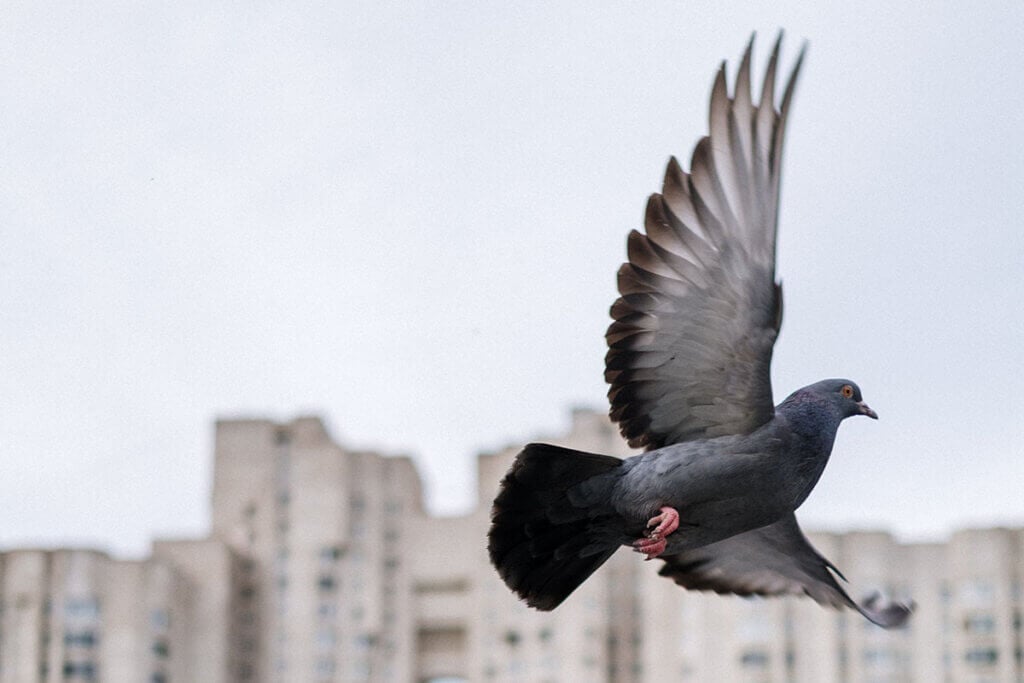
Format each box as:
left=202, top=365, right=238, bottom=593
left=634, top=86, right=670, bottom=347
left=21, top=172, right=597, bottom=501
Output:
left=487, top=34, right=912, bottom=628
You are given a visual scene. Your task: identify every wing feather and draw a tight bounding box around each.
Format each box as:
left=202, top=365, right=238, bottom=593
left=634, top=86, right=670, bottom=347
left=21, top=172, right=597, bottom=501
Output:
left=658, top=514, right=913, bottom=628
left=606, top=33, right=805, bottom=448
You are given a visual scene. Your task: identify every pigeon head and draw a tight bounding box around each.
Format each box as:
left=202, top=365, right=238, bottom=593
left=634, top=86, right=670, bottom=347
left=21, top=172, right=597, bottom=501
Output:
left=807, top=379, right=878, bottom=421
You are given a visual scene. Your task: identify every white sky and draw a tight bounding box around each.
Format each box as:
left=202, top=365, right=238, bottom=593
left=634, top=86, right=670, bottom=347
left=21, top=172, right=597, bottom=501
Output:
left=2, top=2, right=1022, bottom=558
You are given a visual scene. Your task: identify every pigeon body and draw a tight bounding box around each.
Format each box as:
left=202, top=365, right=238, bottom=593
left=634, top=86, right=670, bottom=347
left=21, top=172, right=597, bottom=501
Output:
left=579, top=379, right=875, bottom=550
left=487, top=35, right=913, bottom=628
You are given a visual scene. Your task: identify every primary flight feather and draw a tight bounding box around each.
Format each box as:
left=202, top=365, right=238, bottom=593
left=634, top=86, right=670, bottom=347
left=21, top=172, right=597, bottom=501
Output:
left=487, top=33, right=912, bottom=628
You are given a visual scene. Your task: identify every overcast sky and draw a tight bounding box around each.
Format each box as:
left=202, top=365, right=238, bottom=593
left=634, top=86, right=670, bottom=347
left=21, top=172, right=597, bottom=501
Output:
left=2, top=2, right=1022, bottom=558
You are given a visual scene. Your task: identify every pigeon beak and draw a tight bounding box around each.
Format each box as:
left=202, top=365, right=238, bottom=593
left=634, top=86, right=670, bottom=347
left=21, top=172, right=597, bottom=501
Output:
left=856, top=401, right=878, bottom=419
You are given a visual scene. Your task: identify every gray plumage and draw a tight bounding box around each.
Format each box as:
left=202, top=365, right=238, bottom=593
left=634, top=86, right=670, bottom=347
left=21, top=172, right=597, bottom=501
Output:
left=488, top=33, right=912, bottom=628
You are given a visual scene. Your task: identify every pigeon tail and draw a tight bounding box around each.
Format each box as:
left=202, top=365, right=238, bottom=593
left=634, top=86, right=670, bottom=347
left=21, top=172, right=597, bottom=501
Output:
left=488, top=443, right=624, bottom=610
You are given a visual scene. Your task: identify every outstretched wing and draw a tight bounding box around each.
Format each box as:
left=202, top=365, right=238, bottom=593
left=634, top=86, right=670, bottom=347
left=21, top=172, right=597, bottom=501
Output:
left=657, top=514, right=913, bottom=629
left=606, top=34, right=804, bottom=449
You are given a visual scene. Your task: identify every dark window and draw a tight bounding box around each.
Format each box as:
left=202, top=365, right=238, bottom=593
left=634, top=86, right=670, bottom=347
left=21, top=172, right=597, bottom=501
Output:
left=63, top=631, right=97, bottom=647
left=965, top=647, right=998, bottom=665
left=319, top=546, right=343, bottom=561
left=152, top=640, right=170, bottom=658
left=740, top=650, right=769, bottom=668
left=61, top=661, right=97, bottom=679
left=964, top=614, right=996, bottom=634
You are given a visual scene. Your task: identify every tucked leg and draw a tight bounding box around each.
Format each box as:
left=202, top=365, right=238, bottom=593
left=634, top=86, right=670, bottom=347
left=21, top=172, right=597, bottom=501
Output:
left=631, top=506, right=680, bottom=560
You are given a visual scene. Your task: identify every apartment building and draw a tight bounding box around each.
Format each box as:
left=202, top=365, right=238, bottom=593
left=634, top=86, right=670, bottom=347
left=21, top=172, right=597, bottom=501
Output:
left=0, top=410, right=1020, bottom=682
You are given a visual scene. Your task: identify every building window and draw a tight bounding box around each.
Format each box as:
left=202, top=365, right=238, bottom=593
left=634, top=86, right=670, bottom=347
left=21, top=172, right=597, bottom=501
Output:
left=150, top=609, right=170, bottom=629
left=319, top=546, right=343, bottom=562
left=740, top=650, right=769, bottom=668
left=64, top=598, right=100, bottom=619
left=960, top=579, right=996, bottom=608
left=863, top=647, right=901, bottom=667
left=62, top=662, right=97, bottom=679
left=964, top=647, right=998, bottom=666
left=151, top=640, right=170, bottom=658
left=63, top=631, right=97, bottom=647
left=964, top=614, right=996, bottom=634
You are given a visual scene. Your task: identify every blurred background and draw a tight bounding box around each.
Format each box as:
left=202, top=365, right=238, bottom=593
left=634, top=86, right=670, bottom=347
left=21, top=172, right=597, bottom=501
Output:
left=2, top=1, right=1022, bottom=558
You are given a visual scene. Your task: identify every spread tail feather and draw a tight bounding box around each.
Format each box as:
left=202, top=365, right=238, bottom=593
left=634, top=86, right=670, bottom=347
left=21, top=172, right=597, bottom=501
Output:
left=488, top=443, right=624, bottom=610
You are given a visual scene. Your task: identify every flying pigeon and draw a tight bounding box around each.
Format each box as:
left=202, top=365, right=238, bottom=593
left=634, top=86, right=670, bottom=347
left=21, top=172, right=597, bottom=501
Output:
left=487, top=34, right=912, bottom=628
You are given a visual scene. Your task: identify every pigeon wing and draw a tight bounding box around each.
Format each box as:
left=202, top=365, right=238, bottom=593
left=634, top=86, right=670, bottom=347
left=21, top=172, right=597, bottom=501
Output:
left=606, top=34, right=804, bottom=449
left=657, top=513, right=913, bottom=629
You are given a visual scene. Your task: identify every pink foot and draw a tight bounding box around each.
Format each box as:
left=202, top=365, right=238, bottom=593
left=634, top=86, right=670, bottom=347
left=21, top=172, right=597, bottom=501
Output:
left=631, top=506, right=680, bottom=560
left=632, top=535, right=667, bottom=560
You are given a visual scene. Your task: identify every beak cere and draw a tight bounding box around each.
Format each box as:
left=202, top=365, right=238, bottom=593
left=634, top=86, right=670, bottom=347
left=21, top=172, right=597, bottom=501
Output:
left=857, top=401, right=879, bottom=419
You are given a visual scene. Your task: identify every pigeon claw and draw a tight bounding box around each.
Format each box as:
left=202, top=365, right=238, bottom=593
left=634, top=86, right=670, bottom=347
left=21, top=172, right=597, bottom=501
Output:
left=632, top=506, right=680, bottom=560
left=633, top=536, right=667, bottom=560
left=646, top=506, right=680, bottom=539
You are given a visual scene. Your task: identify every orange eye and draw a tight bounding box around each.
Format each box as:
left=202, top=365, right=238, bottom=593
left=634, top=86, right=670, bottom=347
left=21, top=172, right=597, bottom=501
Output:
left=841, top=385, right=854, bottom=398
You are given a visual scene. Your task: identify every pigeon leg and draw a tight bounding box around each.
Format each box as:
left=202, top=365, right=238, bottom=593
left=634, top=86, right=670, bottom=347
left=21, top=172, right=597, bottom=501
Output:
left=631, top=506, right=680, bottom=560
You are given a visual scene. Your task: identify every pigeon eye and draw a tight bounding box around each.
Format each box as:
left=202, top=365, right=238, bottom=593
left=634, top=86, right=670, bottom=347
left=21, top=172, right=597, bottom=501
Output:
left=841, top=385, right=854, bottom=398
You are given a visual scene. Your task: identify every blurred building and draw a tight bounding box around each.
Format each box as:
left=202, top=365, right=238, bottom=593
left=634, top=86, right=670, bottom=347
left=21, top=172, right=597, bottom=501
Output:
left=1, top=410, right=1022, bottom=682
left=0, top=545, right=235, bottom=682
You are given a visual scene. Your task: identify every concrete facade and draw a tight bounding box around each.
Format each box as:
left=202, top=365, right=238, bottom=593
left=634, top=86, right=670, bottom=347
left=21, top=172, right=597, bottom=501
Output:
left=0, top=409, right=1022, bottom=682
left=0, top=548, right=195, bottom=683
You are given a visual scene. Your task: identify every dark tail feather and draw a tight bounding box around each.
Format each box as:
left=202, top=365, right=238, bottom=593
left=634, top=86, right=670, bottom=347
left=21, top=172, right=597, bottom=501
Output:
left=487, top=443, right=624, bottom=611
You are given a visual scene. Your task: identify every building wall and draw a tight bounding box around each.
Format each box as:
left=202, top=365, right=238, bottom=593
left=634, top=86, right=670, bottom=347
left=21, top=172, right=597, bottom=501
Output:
left=152, top=538, right=246, bottom=683
left=209, top=415, right=422, bottom=683
left=0, top=550, right=50, bottom=683
left=0, top=549, right=191, bottom=683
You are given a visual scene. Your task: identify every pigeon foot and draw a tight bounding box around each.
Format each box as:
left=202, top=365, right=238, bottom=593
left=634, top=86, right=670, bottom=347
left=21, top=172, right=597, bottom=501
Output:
left=632, top=506, right=680, bottom=560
